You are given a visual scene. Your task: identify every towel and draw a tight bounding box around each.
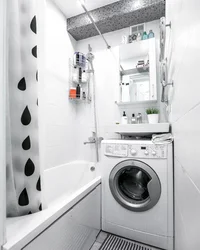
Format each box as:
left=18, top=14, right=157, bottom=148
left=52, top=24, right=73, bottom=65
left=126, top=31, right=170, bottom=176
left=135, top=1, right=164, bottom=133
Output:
left=152, top=133, right=174, bottom=144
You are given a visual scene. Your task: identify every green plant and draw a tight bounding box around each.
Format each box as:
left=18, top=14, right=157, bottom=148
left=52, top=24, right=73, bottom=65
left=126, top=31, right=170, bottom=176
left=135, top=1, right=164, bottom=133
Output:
left=146, top=108, right=159, bottom=115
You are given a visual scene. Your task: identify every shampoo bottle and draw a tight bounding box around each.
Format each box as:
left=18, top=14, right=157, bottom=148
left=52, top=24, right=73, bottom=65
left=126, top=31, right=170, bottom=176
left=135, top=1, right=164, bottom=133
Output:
left=76, top=84, right=80, bottom=99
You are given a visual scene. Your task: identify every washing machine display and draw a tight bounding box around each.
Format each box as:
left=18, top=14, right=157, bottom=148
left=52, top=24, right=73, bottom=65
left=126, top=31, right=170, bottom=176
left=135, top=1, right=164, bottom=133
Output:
left=109, top=160, right=161, bottom=212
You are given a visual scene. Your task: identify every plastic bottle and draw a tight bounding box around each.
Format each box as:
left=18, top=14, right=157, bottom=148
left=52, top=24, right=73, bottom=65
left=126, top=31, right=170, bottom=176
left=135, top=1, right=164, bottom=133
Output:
left=76, top=84, right=80, bottom=99
left=74, top=52, right=86, bottom=68
left=121, top=111, right=128, bottom=125
left=136, top=113, right=142, bottom=124
left=137, top=33, right=142, bottom=41
left=82, top=92, right=86, bottom=100
left=131, top=114, right=136, bottom=124
left=82, top=70, right=88, bottom=83
left=69, top=88, right=76, bottom=99
left=148, top=30, right=155, bottom=39
left=142, top=32, right=148, bottom=40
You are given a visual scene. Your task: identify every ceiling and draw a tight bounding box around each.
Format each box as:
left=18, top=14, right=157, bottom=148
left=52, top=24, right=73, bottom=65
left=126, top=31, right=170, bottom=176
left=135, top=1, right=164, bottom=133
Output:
left=53, top=0, right=120, bottom=18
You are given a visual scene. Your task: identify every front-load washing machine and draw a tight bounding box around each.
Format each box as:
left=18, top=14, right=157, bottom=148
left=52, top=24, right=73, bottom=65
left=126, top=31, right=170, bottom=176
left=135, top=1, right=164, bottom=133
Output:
left=101, top=140, right=174, bottom=250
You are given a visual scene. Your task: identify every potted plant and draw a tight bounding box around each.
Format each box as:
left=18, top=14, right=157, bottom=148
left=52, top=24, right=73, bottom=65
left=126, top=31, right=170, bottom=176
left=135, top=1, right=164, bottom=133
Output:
left=146, top=108, right=159, bottom=124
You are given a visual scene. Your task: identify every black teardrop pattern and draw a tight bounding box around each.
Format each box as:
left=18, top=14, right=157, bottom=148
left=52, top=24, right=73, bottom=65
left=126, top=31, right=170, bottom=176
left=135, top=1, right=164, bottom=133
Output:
left=22, top=136, right=31, bottom=150
left=36, top=177, right=41, bottom=191
left=24, top=158, right=35, bottom=176
left=30, top=16, right=37, bottom=34
left=36, top=99, right=38, bottom=106
left=21, top=106, right=31, bottom=126
left=39, top=204, right=42, bottom=211
left=32, top=46, right=37, bottom=58
left=18, top=188, right=29, bottom=206
left=18, top=77, right=26, bottom=91
left=13, top=14, right=41, bottom=216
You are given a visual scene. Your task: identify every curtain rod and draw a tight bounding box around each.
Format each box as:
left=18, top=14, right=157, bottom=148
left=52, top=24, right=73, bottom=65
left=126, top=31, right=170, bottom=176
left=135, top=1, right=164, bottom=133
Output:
left=79, top=2, right=111, bottom=50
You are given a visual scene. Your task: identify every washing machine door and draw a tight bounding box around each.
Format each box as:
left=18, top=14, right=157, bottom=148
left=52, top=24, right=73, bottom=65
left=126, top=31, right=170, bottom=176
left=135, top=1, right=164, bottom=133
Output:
left=109, top=160, right=161, bottom=212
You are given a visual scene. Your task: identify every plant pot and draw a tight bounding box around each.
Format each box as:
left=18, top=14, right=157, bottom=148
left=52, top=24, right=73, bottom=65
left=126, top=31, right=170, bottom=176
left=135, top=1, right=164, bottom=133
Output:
left=147, top=114, right=159, bottom=124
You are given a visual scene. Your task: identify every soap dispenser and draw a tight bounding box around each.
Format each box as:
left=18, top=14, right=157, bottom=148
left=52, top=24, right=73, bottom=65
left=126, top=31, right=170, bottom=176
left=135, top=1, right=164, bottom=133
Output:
left=121, top=111, right=128, bottom=125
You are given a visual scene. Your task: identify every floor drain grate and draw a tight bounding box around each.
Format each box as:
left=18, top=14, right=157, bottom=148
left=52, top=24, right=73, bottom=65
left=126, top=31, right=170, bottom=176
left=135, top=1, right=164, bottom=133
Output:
left=100, top=234, right=156, bottom=250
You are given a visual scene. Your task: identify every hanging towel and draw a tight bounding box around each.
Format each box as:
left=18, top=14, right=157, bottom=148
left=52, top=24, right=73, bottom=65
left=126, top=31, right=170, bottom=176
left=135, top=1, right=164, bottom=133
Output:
left=152, top=133, right=174, bottom=144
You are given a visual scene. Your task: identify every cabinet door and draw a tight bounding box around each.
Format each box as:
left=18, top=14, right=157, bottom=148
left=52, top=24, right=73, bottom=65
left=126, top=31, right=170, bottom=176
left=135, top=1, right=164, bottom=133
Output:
left=23, top=186, right=101, bottom=250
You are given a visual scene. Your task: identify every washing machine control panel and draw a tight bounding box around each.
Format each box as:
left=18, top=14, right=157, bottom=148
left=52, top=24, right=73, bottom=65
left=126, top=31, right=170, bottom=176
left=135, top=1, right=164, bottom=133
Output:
left=105, top=144, right=128, bottom=157
left=105, top=143, right=167, bottom=158
left=129, top=144, right=167, bottom=159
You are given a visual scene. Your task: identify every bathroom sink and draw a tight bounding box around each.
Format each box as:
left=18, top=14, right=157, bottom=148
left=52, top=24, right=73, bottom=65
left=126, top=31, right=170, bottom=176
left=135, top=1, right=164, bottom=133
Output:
left=106, top=123, right=170, bottom=136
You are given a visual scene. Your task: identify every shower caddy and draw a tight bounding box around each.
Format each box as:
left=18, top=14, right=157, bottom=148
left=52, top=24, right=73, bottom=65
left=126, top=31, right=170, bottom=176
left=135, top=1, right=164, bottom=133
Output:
left=68, top=53, right=92, bottom=103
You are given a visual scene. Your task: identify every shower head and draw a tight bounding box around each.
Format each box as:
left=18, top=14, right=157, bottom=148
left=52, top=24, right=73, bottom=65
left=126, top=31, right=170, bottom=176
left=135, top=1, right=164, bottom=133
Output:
left=86, top=44, right=94, bottom=62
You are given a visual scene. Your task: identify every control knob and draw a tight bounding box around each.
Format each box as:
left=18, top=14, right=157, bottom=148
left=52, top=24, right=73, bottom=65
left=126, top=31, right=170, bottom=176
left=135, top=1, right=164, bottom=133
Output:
left=152, top=151, right=157, bottom=156
left=130, top=149, right=137, bottom=156
left=144, top=150, right=149, bottom=156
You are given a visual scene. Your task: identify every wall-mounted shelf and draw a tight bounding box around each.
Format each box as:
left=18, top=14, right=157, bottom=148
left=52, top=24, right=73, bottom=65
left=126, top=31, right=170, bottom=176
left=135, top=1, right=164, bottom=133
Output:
left=121, top=66, right=149, bottom=76
left=69, top=97, right=91, bottom=103
left=116, top=100, right=157, bottom=106
left=106, top=123, right=170, bottom=136
left=68, top=57, right=91, bottom=103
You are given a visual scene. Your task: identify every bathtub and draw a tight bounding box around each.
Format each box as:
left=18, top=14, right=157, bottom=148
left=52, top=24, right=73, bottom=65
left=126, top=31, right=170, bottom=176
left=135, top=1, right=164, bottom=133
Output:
left=4, top=161, right=101, bottom=250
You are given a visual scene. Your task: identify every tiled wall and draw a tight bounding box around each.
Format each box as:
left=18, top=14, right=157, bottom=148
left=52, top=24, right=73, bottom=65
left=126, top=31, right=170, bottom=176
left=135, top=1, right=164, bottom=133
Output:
left=0, top=0, right=6, bottom=246
left=166, top=0, right=200, bottom=249
left=42, top=0, right=77, bottom=169
left=42, top=3, right=165, bottom=167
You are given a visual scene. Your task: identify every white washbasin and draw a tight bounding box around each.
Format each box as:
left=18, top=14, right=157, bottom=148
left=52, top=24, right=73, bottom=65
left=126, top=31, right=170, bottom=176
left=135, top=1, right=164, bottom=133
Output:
left=106, top=123, right=170, bottom=136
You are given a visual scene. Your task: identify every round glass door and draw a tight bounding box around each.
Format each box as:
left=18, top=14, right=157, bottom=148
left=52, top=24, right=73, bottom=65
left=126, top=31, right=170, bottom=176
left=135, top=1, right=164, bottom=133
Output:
left=109, top=160, right=161, bottom=212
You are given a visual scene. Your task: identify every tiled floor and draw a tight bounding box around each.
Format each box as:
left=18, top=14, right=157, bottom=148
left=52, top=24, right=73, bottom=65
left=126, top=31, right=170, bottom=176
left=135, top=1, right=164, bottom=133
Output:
left=90, top=231, right=108, bottom=250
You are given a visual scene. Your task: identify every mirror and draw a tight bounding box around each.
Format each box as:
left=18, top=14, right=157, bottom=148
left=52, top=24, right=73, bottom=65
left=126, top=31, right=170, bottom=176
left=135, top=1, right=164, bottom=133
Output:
left=119, top=38, right=157, bottom=103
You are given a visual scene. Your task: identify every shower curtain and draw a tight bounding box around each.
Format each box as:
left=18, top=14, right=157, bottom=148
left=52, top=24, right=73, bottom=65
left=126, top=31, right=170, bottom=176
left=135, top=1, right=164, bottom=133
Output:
left=6, top=0, right=42, bottom=217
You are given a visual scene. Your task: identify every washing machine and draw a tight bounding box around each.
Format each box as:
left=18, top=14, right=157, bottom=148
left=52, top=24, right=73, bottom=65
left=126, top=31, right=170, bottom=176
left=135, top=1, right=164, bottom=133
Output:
left=101, top=140, right=174, bottom=250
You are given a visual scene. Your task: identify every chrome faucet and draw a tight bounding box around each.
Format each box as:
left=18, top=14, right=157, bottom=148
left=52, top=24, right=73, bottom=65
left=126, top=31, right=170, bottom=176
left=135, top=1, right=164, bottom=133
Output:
left=83, top=136, right=96, bottom=145
left=83, top=135, right=103, bottom=145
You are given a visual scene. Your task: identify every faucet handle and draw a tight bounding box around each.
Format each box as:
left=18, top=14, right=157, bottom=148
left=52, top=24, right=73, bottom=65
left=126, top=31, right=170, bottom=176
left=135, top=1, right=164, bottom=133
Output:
left=98, top=137, right=104, bottom=144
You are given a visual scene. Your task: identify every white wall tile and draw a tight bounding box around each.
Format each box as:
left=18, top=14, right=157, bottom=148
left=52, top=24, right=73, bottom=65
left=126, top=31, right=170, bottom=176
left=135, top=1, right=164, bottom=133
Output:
left=42, top=1, right=77, bottom=169
left=175, top=159, right=200, bottom=250
left=173, top=103, right=200, bottom=191
left=166, top=0, right=200, bottom=248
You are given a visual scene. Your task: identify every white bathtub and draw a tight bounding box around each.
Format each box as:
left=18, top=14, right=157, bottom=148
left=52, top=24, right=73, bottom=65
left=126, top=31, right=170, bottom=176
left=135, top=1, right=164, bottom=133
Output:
left=4, top=161, right=101, bottom=250
left=44, top=161, right=97, bottom=206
